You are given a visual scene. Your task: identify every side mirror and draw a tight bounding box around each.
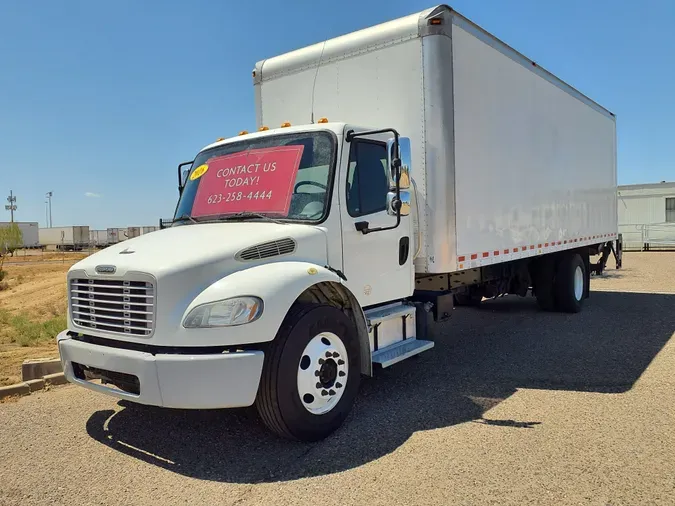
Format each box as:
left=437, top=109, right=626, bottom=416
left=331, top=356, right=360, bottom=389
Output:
left=387, top=190, right=411, bottom=217
left=386, top=137, right=412, bottom=190
left=177, top=161, right=194, bottom=195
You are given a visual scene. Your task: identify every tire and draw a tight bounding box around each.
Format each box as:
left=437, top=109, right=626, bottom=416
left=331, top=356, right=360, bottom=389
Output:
left=532, top=257, right=557, bottom=311
left=554, top=253, right=586, bottom=313
left=256, top=304, right=361, bottom=441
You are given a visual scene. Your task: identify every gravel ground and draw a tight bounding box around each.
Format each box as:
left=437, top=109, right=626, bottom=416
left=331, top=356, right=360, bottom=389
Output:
left=1, top=252, right=674, bottom=505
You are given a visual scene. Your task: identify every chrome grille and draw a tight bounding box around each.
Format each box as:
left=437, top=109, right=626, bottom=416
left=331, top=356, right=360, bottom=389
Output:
left=69, top=277, right=155, bottom=336
left=236, top=238, right=296, bottom=261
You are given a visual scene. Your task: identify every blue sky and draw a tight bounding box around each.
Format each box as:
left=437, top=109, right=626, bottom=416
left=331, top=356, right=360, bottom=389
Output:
left=1, top=0, right=673, bottom=229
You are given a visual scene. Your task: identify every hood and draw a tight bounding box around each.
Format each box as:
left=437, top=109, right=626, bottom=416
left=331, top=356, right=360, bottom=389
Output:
left=71, top=222, right=328, bottom=278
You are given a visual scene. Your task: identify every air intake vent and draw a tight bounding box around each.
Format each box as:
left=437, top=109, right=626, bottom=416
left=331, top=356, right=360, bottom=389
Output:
left=237, top=238, right=296, bottom=261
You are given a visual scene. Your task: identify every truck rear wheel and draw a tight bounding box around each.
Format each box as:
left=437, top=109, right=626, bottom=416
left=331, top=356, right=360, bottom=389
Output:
left=532, top=256, right=557, bottom=311
left=256, top=304, right=361, bottom=441
left=555, top=253, right=586, bottom=313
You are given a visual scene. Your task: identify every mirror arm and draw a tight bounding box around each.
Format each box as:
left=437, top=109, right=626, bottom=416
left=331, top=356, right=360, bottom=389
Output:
left=177, top=160, right=194, bottom=195
left=355, top=213, right=401, bottom=235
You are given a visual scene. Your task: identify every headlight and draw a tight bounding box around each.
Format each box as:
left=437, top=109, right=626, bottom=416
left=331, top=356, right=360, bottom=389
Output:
left=183, top=297, right=263, bottom=328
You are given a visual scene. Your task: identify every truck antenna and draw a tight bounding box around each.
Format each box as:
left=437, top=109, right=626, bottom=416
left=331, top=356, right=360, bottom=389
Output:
left=310, top=40, right=327, bottom=124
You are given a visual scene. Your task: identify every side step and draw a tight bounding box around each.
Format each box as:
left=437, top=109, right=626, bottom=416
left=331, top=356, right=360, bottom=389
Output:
left=371, top=339, right=434, bottom=368
left=366, top=303, right=415, bottom=324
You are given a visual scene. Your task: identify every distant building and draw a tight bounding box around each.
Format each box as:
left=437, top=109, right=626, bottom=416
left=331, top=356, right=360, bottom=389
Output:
left=618, top=181, right=675, bottom=250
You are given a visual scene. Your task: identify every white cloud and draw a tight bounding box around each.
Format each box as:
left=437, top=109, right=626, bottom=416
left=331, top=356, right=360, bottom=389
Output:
left=85, top=192, right=101, bottom=198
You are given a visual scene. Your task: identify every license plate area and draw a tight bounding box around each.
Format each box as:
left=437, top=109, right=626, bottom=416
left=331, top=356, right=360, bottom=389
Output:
left=72, top=362, right=140, bottom=395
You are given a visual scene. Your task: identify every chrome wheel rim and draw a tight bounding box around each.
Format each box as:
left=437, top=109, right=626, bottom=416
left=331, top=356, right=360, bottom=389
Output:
left=297, top=332, right=348, bottom=415
left=574, top=265, right=584, bottom=301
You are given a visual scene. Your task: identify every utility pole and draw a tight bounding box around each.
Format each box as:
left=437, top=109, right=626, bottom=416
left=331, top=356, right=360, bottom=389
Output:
left=45, top=201, right=49, bottom=228
left=46, top=191, right=53, bottom=227
left=5, top=190, right=17, bottom=222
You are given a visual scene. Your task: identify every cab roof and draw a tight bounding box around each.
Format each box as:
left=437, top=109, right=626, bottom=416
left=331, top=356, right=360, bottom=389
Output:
left=198, top=122, right=348, bottom=155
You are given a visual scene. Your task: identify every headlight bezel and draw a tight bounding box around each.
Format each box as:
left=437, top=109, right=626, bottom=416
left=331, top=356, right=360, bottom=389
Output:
left=182, top=296, right=264, bottom=328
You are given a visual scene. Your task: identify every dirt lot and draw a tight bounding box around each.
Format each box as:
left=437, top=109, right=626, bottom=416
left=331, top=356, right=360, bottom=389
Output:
left=0, top=254, right=86, bottom=385
left=0, top=251, right=673, bottom=505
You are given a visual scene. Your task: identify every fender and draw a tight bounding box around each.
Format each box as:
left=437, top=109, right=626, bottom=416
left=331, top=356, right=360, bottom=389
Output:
left=178, top=261, right=367, bottom=351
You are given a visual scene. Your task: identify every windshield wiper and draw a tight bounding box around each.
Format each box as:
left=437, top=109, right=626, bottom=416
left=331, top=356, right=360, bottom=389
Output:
left=173, top=214, right=198, bottom=224
left=219, top=212, right=286, bottom=224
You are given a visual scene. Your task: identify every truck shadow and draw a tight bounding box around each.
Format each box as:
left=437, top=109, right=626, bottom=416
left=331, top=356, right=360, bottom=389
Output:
left=86, top=290, right=675, bottom=484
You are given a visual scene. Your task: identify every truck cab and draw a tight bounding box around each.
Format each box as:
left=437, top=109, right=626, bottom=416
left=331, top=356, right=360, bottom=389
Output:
left=57, top=122, right=429, bottom=441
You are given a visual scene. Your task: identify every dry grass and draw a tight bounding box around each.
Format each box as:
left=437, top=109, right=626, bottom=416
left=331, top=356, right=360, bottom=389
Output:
left=0, top=261, right=79, bottom=386
left=4, top=250, right=89, bottom=264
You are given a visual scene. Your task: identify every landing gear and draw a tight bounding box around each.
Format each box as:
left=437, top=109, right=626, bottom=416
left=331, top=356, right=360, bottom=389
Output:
left=592, top=235, right=623, bottom=274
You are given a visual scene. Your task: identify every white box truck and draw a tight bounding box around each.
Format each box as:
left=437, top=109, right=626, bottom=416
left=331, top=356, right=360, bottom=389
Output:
left=39, top=226, right=89, bottom=250
left=0, top=222, right=39, bottom=248
left=58, top=5, right=620, bottom=441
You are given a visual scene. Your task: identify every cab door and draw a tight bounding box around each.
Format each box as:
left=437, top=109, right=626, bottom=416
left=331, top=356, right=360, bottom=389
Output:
left=339, top=134, right=413, bottom=307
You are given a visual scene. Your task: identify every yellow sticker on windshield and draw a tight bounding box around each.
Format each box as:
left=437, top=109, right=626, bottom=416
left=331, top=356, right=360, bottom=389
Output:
left=190, top=164, right=209, bottom=181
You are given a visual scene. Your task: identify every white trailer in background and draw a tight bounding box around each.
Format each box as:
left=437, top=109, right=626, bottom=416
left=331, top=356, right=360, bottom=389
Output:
left=127, top=227, right=141, bottom=239
left=58, top=5, right=620, bottom=441
left=618, top=181, right=675, bottom=250
left=0, top=221, right=39, bottom=248
left=39, top=226, right=89, bottom=250
left=106, top=228, right=120, bottom=245
left=106, top=228, right=130, bottom=244
left=141, top=226, right=159, bottom=235
left=89, top=230, right=108, bottom=248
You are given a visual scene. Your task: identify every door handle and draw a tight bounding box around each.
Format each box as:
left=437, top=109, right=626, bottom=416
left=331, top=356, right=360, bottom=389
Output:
left=399, top=237, right=410, bottom=265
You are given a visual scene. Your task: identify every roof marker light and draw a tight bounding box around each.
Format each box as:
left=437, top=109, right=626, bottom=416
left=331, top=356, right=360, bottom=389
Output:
left=281, top=122, right=291, bottom=128
left=258, top=126, right=269, bottom=131
left=318, top=117, right=329, bottom=123
left=238, top=130, right=249, bottom=136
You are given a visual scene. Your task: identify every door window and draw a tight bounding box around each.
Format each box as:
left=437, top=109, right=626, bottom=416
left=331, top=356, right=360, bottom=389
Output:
left=346, top=141, right=389, bottom=217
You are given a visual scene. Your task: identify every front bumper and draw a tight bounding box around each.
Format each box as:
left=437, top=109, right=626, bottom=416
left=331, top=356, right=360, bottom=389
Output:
left=57, top=331, right=264, bottom=409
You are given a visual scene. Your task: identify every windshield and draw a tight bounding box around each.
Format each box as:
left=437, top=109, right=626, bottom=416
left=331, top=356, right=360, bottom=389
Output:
left=174, top=131, right=336, bottom=223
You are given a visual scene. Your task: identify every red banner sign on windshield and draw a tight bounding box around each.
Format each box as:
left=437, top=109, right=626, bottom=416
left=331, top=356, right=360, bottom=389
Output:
left=191, top=145, right=304, bottom=217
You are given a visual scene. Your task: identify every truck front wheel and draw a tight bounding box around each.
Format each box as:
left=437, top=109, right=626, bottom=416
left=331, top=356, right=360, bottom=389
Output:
left=256, top=304, right=361, bottom=441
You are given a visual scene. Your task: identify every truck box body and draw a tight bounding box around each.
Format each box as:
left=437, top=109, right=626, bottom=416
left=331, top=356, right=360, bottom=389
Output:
left=254, top=5, right=618, bottom=274
left=0, top=222, right=39, bottom=248
left=90, top=229, right=108, bottom=246
left=141, top=226, right=158, bottom=235
left=39, top=226, right=89, bottom=248
left=106, top=228, right=130, bottom=244
left=106, top=228, right=119, bottom=244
